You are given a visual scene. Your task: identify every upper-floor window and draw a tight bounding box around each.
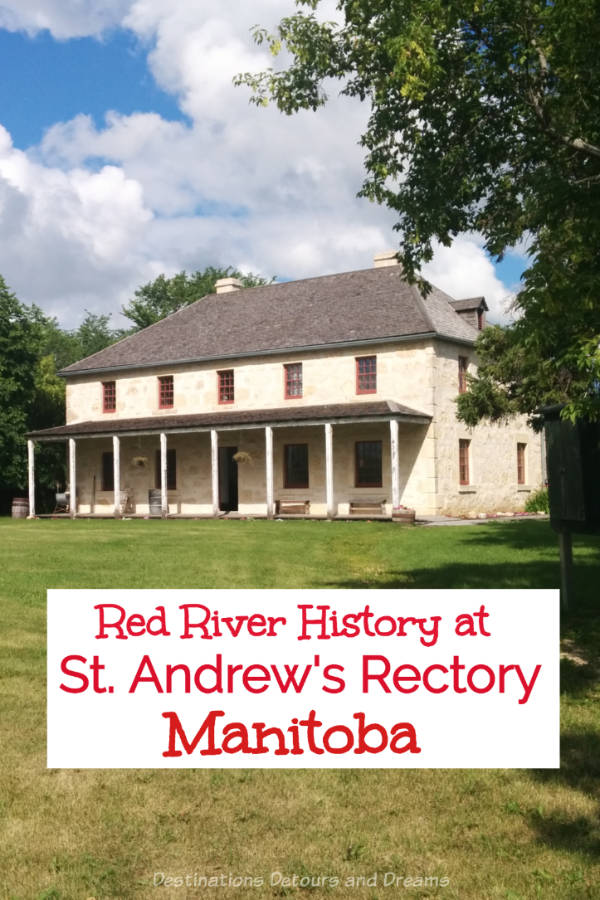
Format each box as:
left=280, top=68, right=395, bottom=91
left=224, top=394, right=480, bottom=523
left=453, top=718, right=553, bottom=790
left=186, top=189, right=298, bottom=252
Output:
left=158, top=375, right=174, bottom=409
left=477, top=309, right=485, bottom=330
left=102, top=381, right=116, bottom=413
left=458, top=356, right=468, bottom=394
left=284, top=444, right=309, bottom=488
left=355, top=440, right=382, bottom=487
left=517, top=443, right=527, bottom=485
left=356, top=356, right=377, bottom=394
left=459, top=439, right=471, bottom=485
left=218, top=369, right=234, bottom=404
left=284, top=363, right=303, bottom=399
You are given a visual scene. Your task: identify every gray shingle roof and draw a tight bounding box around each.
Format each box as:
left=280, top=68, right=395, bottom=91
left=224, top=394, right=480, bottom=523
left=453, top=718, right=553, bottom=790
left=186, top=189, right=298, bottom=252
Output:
left=28, top=400, right=431, bottom=439
left=61, top=265, right=479, bottom=376
left=449, top=296, right=488, bottom=312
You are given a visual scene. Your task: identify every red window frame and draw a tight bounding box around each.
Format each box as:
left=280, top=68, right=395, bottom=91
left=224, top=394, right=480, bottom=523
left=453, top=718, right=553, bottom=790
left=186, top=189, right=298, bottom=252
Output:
left=458, top=356, right=468, bottom=394
left=459, top=439, right=470, bottom=485
left=356, top=356, right=377, bottom=394
left=284, top=444, right=309, bottom=488
left=284, top=363, right=303, bottom=399
left=158, top=375, right=174, bottom=409
left=355, top=440, right=382, bottom=487
left=218, top=369, right=234, bottom=404
left=102, top=381, right=116, bottom=412
left=517, top=443, right=526, bottom=485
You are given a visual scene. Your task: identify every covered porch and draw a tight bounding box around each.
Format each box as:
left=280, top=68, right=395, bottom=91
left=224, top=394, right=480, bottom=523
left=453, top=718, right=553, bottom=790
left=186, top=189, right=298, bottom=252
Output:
left=26, top=401, right=433, bottom=520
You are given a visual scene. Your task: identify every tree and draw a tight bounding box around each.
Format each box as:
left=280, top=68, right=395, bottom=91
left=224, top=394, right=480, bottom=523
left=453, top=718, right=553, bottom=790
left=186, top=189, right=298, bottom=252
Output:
left=236, top=0, right=600, bottom=422
left=0, top=276, right=43, bottom=492
left=122, top=267, right=272, bottom=330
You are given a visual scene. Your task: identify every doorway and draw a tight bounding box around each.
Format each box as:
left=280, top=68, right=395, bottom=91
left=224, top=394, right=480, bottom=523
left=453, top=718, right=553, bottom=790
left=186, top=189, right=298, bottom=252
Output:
left=218, top=446, right=238, bottom=511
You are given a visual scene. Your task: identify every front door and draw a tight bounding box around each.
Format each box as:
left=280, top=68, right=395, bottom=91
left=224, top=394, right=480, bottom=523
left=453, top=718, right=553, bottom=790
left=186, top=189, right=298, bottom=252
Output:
left=218, top=446, right=238, bottom=511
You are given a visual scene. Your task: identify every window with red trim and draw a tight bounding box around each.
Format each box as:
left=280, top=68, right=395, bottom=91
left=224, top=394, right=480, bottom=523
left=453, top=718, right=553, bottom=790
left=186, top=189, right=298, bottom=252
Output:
left=218, top=369, right=234, bottom=404
left=459, top=439, right=470, bottom=485
left=477, top=309, right=485, bottom=330
left=158, top=375, right=174, bottom=409
left=102, top=381, right=116, bottom=412
left=458, top=356, right=468, bottom=394
left=284, top=363, right=303, bottom=399
left=355, top=441, right=382, bottom=487
left=517, top=443, right=526, bottom=484
left=356, top=356, right=377, bottom=394
left=284, top=444, right=309, bottom=488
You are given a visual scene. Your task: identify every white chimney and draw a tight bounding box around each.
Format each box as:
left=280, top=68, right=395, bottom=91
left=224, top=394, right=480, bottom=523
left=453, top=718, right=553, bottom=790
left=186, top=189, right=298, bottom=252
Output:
left=215, top=277, right=243, bottom=294
left=373, top=250, right=400, bottom=268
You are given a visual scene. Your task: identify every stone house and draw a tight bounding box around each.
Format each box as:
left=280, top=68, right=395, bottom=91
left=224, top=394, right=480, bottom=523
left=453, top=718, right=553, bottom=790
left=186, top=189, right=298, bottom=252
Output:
left=26, top=252, right=542, bottom=518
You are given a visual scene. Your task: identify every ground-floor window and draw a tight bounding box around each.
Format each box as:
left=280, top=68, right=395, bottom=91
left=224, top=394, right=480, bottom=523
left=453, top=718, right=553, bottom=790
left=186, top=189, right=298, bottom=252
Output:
left=284, top=443, right=309, bottom=488
left=355, top=440, right=382, bottom=487
left=517, top=442, right=526, bottom=484
left=155, top=448, right=177, bottom=490
left=101, top=451, right=114, bottom=491
left=459, top=439, right=471, bottom=485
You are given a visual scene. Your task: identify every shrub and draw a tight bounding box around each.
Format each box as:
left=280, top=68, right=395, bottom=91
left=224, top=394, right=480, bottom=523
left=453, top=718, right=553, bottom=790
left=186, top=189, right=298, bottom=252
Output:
left=525, top=488, right=549, bottom=513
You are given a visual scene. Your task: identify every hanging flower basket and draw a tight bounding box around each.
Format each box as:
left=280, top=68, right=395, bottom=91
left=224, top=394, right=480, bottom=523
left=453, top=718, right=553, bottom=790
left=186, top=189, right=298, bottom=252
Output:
left=233, top=451, right=253, bottom=465
left=131, top=456, right=149, bottom=468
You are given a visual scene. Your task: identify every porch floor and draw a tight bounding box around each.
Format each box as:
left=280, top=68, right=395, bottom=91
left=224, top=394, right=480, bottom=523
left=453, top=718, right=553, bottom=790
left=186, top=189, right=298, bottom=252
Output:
left=33, top=512, right=396, bottom=522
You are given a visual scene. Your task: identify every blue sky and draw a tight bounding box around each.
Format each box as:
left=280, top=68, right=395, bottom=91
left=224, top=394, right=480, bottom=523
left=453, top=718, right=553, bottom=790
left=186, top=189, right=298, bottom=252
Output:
left=0, top=29, right=183, bottom=148
left=0, top=2, right=524, bottom=327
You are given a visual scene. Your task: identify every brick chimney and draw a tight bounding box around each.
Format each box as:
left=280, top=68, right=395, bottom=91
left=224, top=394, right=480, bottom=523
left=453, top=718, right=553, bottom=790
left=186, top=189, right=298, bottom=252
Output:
left=215, top=277, right=243, bottom=294
left=373, top=250, right=400, bottom=268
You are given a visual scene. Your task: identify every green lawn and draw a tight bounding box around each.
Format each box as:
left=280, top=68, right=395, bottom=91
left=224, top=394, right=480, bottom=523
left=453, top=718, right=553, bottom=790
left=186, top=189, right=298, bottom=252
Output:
left=0, top=518, right=598, bottom=900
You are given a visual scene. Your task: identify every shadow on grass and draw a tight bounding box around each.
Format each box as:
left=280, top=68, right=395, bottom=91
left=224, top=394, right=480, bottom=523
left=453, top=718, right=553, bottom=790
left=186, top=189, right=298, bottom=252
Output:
left=528, top=729, right=600, bottom=860
left=327, top=554, right=599, bottom=698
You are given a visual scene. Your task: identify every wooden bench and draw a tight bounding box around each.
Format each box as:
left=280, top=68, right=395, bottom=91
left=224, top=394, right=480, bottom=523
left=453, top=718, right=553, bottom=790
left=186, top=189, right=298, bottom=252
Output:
left=275, top=500, right=310, bottom=515
left=349, top=499, right=387, bottom=516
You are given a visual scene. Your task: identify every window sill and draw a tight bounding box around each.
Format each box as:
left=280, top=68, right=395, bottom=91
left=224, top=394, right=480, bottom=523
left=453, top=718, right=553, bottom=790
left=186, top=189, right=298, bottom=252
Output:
left=517, top=486, right=532, bottom=492
left=458, top=487, right=477, bottom=493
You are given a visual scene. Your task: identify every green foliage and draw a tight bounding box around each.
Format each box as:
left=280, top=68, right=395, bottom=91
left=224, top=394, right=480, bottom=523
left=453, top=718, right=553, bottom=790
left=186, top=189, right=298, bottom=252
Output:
left=0, top=276, right=43, bottom=490
left=0, top=263, right=271, bottom=501
left=525, top=488, right=549, bottom=514
left=0, top=281, right=125, bottom=499
left=122, top=267, right=272, bottom=329
left=237, top=0, right=600, bottom=421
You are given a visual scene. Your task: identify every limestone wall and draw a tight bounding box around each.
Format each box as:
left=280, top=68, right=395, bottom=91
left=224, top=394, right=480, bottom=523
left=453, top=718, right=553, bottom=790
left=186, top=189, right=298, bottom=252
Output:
left=65, top=340, right=436, bottom=424
left=71, top=420, right=437, bottom=517
left=432, top=342, right=543, bottom=515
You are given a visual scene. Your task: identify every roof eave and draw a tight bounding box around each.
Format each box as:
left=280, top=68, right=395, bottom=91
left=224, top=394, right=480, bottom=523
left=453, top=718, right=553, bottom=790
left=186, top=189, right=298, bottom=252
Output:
left=58, top=331, right=448, bottom=378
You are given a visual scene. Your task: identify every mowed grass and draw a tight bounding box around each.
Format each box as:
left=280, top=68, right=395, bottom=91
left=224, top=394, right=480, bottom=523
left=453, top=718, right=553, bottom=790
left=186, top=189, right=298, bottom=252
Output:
left=0, top=518, right=599, bottom=900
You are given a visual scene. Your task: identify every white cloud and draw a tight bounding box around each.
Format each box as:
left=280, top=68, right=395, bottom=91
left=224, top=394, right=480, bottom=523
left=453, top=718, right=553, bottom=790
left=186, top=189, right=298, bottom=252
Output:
left=0, top=0, right=520, bottom=329
left=423, top=237, right=516, bottom=324
left=0, top=0, right=131, bottom=38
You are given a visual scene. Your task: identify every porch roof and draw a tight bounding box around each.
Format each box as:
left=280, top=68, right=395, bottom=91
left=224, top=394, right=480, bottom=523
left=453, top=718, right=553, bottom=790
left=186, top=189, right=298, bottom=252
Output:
left=28, top=400, right=431, bottom=441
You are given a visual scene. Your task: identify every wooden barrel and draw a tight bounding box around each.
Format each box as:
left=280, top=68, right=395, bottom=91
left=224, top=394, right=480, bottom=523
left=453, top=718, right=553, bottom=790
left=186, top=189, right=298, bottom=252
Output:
left=148, top=489, right=162, bottom=516
left=11, top=497, right=29, bottom=518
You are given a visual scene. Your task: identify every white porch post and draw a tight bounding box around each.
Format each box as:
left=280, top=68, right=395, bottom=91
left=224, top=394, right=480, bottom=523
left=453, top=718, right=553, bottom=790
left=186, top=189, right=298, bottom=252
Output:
left=325, top=423, right=334, bottom=519
left=211, top=429, right=219, bottom=516
left=112, top=435, right=121, bottom=517
left=160, top=432, right=168, bottom=518
left=390, top=418, right=400, bottom=509
left=27, top=439, right=36, bottom=518
left=265, top=426, right=274, bottom=518
left=68, top=438, right=77, bottom=518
